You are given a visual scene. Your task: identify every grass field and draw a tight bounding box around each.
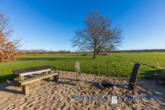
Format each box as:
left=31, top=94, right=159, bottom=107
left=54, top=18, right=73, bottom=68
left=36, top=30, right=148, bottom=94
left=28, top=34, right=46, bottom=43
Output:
left=0, top=52, right=164, bottom=83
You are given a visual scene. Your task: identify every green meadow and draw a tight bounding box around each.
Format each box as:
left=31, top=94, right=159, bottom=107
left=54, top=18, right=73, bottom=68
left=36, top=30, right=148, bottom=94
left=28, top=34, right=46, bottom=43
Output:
left=0, top=52, right=164, bottom=83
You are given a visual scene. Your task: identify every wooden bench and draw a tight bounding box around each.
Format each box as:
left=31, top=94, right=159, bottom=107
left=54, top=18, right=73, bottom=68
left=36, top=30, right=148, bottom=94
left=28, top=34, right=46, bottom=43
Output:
left=18, top=72, right=60, bottom=95
left=13, top=65, right=55, bottom=82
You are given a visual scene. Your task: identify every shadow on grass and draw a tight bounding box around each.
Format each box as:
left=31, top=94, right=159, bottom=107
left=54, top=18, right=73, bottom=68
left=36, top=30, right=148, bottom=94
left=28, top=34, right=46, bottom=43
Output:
left=138, top=69, right=163, bottom=79
left=0, top=74, right=16, bottom=83
left=17, top=57, right=91, bottom=61
left=114, top=55, right=159, bottom=69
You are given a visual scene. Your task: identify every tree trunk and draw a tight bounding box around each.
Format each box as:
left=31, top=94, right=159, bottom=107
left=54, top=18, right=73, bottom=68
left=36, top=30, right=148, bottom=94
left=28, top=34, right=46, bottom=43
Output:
left=94, top=38, right=97, bottom=59
left=94, top=49, right=96, bottom=59
left=97, top=50, right=100, bottom=55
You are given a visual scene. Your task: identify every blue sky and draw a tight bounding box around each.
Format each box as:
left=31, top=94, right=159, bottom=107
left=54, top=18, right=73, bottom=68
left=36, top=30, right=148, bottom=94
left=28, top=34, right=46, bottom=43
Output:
left=0, top=0, right=165, bottom=52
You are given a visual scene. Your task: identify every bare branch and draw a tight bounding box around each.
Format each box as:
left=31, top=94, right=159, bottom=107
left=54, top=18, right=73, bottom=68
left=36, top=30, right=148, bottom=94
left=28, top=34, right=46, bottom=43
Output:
left=70, top=10, right=123, bottom=59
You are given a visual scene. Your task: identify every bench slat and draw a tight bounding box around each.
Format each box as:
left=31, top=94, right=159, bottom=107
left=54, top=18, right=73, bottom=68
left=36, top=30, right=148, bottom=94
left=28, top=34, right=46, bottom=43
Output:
left=19, top=72, right=59, bottom=85
left=19, top=69, right=51, bottom=76
left=13, top=65, right=55, bottom=75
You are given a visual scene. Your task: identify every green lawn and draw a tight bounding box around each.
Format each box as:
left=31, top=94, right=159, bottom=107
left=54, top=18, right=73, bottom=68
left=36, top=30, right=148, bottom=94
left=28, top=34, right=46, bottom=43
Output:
left=0, top=52, right=164, bottom=83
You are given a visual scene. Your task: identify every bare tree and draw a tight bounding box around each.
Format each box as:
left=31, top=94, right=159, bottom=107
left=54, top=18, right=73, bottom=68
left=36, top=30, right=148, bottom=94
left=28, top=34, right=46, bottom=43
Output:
left=70, top=10, right=123, bottom=59
left=0, top=10, right=23, bottom=63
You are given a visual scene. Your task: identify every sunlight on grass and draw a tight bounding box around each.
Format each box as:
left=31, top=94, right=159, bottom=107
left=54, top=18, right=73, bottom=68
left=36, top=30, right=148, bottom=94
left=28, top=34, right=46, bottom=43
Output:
left=0, top=53, right=164, bottom=82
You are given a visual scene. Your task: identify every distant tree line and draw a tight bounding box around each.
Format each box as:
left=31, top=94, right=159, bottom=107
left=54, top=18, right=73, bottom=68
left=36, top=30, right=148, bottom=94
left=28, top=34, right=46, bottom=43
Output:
left=109, top=49, right=165, bottom=53
left=17, top=49, right=165, bottom=55
left=19, top=49, right=72, bottom=55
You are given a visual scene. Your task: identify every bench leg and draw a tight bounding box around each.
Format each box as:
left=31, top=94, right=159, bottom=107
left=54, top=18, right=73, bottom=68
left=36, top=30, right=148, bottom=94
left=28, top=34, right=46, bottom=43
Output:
left=43, top=71, right=51, bottom=79
left=22, top=84, right=29, bottom=95
left=45, top=71, right=50, bottom=79
left=53, top=74, right=59, bottom=81
left=18, top=76, right=24, bottom=81
left=43, top=71, right=48, bottom=75
left=48, top=71, right=51, bottom=79
left=18, top=76, right=24, bottom=87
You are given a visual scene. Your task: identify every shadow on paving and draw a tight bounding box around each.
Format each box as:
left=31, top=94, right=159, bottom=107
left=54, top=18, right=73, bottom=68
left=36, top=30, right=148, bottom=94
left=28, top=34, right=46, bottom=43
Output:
left=58, top=76, right=165, bottom=105
left=1, top=76, right=165, bottom=109
left=1, top=70, right=165, bottom=106
left=0, top=74, right=51, bottom=94
left=42, top=78, right=77, bottom=86
left=0, top=80, right=23, bottom=94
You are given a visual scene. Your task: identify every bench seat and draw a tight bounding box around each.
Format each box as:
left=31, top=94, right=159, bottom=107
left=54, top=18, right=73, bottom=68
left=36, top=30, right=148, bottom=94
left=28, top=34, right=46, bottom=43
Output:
left=19, top=72, right=59, bottom=95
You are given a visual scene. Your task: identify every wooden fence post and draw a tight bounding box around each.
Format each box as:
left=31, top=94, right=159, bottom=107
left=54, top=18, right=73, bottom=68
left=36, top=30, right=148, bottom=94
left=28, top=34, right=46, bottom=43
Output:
left=129, top=63, right=140, bottom=89
left=75, top=61, right=82, bottom=86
